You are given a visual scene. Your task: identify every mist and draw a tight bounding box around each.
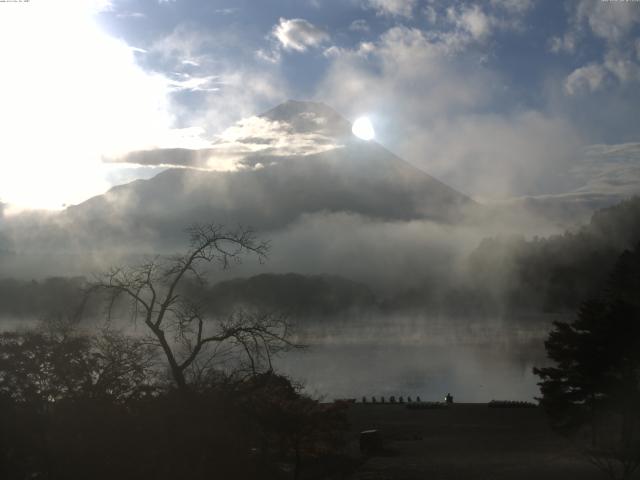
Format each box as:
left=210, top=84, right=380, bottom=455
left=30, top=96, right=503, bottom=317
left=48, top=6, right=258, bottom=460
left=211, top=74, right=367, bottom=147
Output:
left=1, top=193, right=621, bottom=401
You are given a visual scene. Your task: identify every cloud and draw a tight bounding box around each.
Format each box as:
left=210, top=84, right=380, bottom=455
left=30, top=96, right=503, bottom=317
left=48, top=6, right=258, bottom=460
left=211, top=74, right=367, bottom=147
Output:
left=143, top=23, right=290, bottom=136
left=206, top=115, right=344, bottom=168
left=446, top=5, right=492, bottom=41
left=257, top=18, right=330, bottom=64
left=349, top=19, right=370, bottom=33
left=414, top=3, right=531, bottom=53
left=185, top=69, right=288, bottom=137
left=564, top=50, right=640, bottom=95
left=116, top=11, right=146, bottom=19
left=602, top=49, right=640, bottom=84
left=272, top=18, right=330, bottom=52
left=400, top=112, right=583, bottom=200
left=552, top=0, right=640, bottom=94
left=489, top=0, right=534, bottom=15
left=318, top=24, right=584, bottom=199
left=498, top=142, right=640, bottom=223
left=147, top=24, right=216, bottom=67
left=551, top=0, right=640, bottom=48
left=579, top=0, right=640, bottom=43
left=549, top=33, right=578, bottom=54
left=362, top=0, right=416, bottom=18
left=564, top=63, right=608, bottom=95
left=319, top=25, right=495, bottom=125
left=570, top=143, right=640, bottom=197
left=422, top=1, right=531, bottom=45
left=112, top=110, right=345, bottom=171
left=167, top=73, right=221, bottom=92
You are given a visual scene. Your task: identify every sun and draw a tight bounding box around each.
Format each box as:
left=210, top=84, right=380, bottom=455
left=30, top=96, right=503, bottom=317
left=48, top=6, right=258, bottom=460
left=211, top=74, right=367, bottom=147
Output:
left=352, top=117, right=375, bottom=141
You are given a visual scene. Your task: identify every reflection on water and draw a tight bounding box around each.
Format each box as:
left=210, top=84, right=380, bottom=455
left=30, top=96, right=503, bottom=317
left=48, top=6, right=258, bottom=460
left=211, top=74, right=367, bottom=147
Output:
left=276, top=319, right=551, bottom=403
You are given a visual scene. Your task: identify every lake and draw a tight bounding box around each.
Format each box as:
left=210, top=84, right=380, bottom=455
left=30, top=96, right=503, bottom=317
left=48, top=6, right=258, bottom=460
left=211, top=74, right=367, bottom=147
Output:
left=277, top=317, right=552, bottom=402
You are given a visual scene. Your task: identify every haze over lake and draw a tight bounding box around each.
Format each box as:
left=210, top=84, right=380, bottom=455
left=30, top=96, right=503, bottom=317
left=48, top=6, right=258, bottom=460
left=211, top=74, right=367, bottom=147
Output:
left=278, top=317, right=549, bottom=402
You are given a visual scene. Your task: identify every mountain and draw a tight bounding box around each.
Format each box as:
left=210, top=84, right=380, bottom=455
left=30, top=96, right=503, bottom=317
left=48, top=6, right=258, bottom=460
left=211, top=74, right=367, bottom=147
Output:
left=0, top=100, right=478, bottom=283
left=61, top=100, right=474, bottom=246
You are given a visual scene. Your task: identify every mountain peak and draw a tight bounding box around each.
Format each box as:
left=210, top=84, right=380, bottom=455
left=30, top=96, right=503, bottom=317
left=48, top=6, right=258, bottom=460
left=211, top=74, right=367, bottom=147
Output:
left=260, top=99, right=352, bottom=137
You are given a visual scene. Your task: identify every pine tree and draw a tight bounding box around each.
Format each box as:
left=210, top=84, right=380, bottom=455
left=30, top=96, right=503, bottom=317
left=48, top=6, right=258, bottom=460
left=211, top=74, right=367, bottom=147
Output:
left=534, top=245, right=640, bottom=480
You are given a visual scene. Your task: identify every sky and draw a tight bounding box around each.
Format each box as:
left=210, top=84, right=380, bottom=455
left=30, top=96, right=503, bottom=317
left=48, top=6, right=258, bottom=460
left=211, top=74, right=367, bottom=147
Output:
left=0, top=0, right=639, bottom=211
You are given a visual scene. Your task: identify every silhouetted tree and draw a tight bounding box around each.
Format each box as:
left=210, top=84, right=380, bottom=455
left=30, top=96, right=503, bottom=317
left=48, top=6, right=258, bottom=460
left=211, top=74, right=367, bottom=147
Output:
left=239, top=372, right=349, bottom=480
left=534, top=244, right=640, bottom=480
left=0, top=326, right=155, bottom=407
left=0, top=323, right=159, bottom=480
left=91, top=224, right=298, bottom=391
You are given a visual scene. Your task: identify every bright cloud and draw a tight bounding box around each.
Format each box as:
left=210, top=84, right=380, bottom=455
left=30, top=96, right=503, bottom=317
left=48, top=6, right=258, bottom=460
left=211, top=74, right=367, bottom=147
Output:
left=0, top=0, right=201, bottom=212
left=273, top=18, right=330, bottom=52
left=116, top=114, right=344, bottom=172
left=167, top=73, right=221, bottom=92
left=209, top=115, right=343, bottom=167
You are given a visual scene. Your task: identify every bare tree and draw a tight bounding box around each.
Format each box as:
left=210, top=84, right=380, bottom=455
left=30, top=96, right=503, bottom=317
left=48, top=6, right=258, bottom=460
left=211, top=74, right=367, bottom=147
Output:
left=91, top=224, right=298, bottom=391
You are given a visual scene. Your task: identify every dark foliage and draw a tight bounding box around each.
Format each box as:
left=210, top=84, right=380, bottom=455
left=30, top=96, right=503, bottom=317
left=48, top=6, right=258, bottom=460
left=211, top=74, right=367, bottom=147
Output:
left=0, top=329, right=349, bottom=480
left=0, top=328, right=156, bottom=407
left=534, top=243, right=640, bottom=479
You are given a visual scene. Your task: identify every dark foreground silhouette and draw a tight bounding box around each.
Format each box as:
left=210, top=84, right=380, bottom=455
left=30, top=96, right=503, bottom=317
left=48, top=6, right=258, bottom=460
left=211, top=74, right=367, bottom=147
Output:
left=346, top=402, right=606, bottom=480
left=0, top=352, right=351, bottom=480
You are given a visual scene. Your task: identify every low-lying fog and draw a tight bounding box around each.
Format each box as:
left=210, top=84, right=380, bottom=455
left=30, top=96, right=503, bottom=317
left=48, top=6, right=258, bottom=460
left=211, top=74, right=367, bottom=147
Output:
left=276, top=316, right=552, bottom=403
left=0, top=314, right=553, bottom=403
left=3, top=195, right=626, bottom=404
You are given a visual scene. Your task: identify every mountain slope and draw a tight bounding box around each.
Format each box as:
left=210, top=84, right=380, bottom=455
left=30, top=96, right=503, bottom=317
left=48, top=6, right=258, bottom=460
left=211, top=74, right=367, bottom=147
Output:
left=64, top=100, right=474, bottom=244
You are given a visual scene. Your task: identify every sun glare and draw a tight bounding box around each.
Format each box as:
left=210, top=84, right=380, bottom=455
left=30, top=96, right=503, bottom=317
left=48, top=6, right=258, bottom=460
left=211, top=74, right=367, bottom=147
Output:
left=0, top=1, right=180, bottom=213
left=352, top=117, right=375, bottom=141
